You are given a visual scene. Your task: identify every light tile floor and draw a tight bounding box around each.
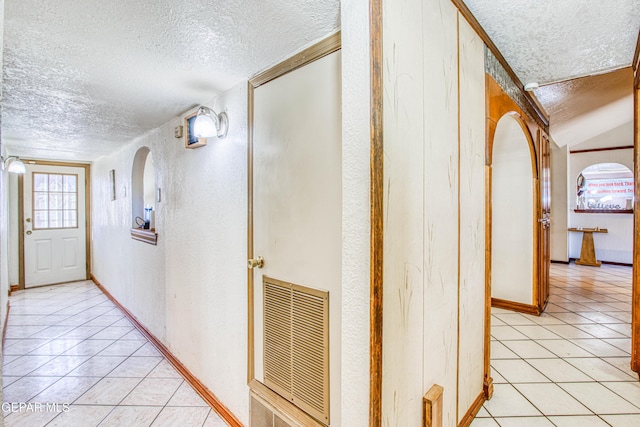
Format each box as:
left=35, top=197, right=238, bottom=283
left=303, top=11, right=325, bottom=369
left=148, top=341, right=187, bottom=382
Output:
left=1, top=280, right=229, bottom=426
left=473, top=263, right=639, bottom=427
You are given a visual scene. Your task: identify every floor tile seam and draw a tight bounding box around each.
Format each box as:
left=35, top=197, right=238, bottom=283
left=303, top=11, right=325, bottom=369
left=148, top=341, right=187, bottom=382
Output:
left=503, top=379, right=593, bottom=418
left=75, top=376, right=146, bottom=407
left=597, top=381, right=640, bottom=411
left=555, top=381, right=640, bottom=415
left=136, top=378, right=186, bottom=427
left=558, top=353, right=636, bottom=381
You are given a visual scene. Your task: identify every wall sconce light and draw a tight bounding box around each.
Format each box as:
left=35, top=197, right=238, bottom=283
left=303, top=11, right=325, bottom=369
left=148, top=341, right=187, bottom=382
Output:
left=193, top=106, right=229, bottom=139
left=1, top=156, right=26, bottom=174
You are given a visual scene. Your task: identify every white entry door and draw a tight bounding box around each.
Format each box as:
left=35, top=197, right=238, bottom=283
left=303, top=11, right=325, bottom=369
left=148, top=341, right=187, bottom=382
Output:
left=23, top=163, right=87, bottom=287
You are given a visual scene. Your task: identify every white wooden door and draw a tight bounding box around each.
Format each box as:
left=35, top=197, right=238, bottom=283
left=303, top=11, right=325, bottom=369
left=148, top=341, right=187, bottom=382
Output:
left=250, top=49, right=341, bottom=420
left=23, top=164, right=87, bottom=287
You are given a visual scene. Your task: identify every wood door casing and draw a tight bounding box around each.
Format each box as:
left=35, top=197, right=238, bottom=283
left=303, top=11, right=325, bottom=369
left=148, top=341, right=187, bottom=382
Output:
left=632, top=78, right=640, bottom=376
left=485, top=75, right=552, bottom=399
left=486, top=74, right=543, bottom=315
left=538, top=131, right=551, bottom=312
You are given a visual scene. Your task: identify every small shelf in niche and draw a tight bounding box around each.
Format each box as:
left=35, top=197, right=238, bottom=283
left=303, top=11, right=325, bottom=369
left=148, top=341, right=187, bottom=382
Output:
left=574, top=209, right=633, bottom=214
left=130, top=228, right=158, bottom=245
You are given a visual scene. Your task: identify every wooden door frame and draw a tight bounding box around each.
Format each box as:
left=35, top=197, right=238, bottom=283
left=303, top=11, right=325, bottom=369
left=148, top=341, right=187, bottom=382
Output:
left=631, top=30, right=640, bottom=376
left=538, top=131, right=551, bottom=311
left=18, top=159, right=91, bottom=289
left=485, top=74, right=543, bottom=314
left=484, top=74, right=547, bottom=399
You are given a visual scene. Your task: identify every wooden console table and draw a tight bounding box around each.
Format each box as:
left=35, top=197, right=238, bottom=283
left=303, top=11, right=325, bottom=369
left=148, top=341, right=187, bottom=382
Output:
left=568, top=227, right=608, bottom=267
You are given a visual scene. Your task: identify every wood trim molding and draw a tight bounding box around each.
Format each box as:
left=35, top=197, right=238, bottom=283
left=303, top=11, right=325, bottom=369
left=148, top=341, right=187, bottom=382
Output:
left=423, top=384, right=444, bottom=427
left=369, top=0, right=384, bottom=424
left=574, top=209, right=633, bottom=214
left=457, top=391, right=486, bottom=427
left=2, top=301, right=10, bottom=349
left=9, top=284, right=19, bottom=296
left=92, top=275, right=242, bottom=426
left=633, top=29, right=640, bottom=88
left=247, top=80, right=255, bottom=384
left=570, top=145, right=633, bottom=154
left=18, top=174, right=24, bottom=289
left=249, top=380, right=325, bottom=427
left=450, top=0, right=548, bottom=129
left=491, top=298, right=541, bottom=316
left=483, top=167, right=493, bottom=400
left=129, top=228, right=158, bottom=245
left=632, top=85, right=640, bottom=374
left=249, top=32, right=341, bottom=88
left=568, top=258, right=633, bottom=268
left=485, top=75, right=539, bottom=174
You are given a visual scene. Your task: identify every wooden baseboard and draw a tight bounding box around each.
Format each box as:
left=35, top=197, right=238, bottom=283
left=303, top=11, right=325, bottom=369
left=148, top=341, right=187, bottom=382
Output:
left=568, top=258, right=632, bottom=267
left=2, top=301, right=10, bottom=349
left=550, top=260, right=570, bottom=264
left=457, top=391, right=486, bottom=427
left=8, top=284, right=19, bottom=296
left=491, top=298, right=541, bottom=316
left=91, top=275, right=242, bottom=427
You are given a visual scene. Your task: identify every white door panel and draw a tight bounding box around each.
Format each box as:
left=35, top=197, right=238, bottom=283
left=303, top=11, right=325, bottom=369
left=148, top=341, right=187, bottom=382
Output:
left=24, top=164, right=87, bottom=287
left=251, top=50, right=341, bottom=422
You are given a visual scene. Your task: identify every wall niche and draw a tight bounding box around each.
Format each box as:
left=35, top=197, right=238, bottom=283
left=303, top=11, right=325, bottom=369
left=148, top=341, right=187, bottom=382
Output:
left=130, top=146, right=158, bottom=244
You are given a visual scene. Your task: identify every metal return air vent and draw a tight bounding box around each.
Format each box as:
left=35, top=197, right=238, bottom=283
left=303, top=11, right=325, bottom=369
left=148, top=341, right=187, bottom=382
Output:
left=263, top=277, right=330, bottom=425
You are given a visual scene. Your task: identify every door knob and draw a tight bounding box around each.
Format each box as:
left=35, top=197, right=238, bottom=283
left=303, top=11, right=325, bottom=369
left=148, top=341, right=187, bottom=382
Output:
left=248, top=256, right=264, bottom=269
left=26, top=230, right=32, bottom=235
left=26, top=218, right=32, bottom=223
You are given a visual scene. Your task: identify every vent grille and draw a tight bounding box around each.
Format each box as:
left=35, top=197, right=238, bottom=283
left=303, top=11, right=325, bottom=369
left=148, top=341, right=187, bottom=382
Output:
left=263, top=277, right=329, bottom=424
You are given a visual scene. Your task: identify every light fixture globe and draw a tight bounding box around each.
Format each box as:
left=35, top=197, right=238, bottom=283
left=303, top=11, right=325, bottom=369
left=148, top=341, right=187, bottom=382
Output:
left=193, top=106, right=229, bottom=139
left=2, top=156, right=26, bottom=174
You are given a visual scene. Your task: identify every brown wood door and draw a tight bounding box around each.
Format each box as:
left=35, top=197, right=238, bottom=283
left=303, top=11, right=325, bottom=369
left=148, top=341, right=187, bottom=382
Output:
left=538, top=131, right=551, bottom=311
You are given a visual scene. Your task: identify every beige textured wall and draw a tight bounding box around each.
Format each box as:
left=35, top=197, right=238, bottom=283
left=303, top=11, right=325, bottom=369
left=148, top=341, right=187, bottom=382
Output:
left=91, top=84, right=250, bottom=423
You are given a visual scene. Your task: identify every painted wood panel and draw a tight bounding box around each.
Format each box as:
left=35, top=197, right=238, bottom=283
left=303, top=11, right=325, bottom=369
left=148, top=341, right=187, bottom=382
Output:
left=457, top=15, right=486, bottom=422
left=382, top=1, right=487, bottom=425
left=381, top=0, right=426, bottom=423
left=422, top=2, right=461, bottom=426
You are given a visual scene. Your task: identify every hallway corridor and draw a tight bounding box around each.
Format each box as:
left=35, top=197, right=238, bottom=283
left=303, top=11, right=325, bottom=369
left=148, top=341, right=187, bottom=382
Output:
left=1, top=280, right=228, bottom=426
left=474, top=263, right=638, bottom=426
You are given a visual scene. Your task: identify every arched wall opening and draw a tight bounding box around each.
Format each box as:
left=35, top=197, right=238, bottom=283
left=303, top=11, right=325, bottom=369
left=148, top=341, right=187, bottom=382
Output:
left=491, top=113, right=536, bottom=305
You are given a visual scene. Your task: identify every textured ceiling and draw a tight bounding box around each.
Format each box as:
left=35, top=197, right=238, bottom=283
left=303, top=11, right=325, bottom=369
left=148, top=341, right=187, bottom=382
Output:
left=3, top=0, right=639, bottom=160
left=2, top=0, right=339, bottom=160
left=464, top=0, right=640, bottom=85
left=535, top=67, right=634, bottom=148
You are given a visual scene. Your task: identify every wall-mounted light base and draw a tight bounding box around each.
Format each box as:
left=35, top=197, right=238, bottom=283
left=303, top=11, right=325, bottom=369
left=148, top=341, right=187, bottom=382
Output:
left=217, top=112, right=229, bottom=139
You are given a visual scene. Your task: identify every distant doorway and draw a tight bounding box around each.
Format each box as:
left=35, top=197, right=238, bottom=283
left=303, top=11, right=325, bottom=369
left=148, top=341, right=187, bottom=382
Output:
left=20, top=161, right=90, bottom=288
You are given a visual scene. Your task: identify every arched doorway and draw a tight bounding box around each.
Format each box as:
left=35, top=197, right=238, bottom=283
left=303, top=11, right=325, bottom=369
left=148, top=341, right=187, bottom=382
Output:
left=491, top=113, right=537, bottom=307
left=483, top=75, right=551, bottom=397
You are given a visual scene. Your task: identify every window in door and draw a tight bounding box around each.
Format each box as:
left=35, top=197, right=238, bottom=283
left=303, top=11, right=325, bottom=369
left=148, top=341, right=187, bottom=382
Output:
left=32, top=173, right=78, bottom=229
